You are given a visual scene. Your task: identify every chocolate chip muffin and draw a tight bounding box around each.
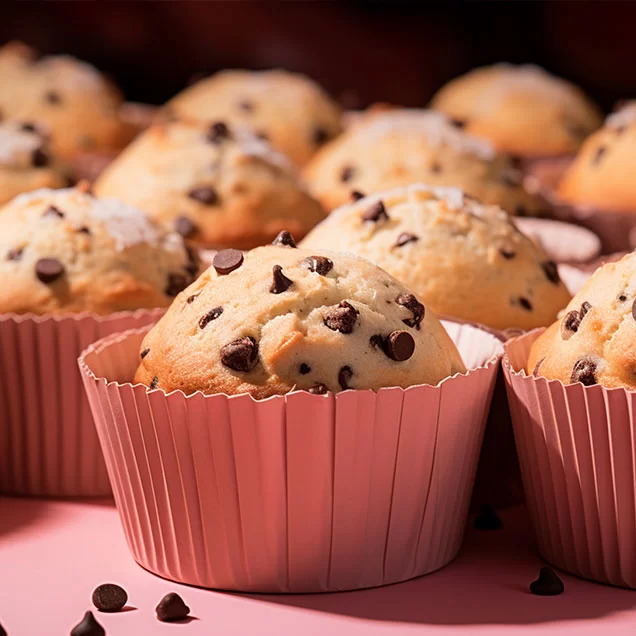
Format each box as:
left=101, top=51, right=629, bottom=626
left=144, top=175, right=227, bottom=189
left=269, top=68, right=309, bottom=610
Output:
left=528, top=251, right=636, bottom=389
left=134, top=240, right=466, bottom=398
left=0, top=186, right=199, bottom=315
left=303, top=108, right=545, bottom=214
left=431, top=64, right=602, bottom=158
left=0, top=41, right=134, bottom=160
left=0, top=119, right=66, bottom=205
left=94, top=120, right=326, bottom=249
left=558, top=102, right=636, bottom=211
left=165, top=69, right=343, bottom=166
left=301, top=184, right=571, bottom=331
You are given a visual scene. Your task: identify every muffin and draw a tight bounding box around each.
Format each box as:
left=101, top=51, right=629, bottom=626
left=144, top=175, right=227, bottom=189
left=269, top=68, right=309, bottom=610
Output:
left=165, top=69, right=343, bottom=166
left=94, top=120, right=326, bottom=249
left=0, top=41, right=134, bottom=161
left=431, top=63, right=602, bottom=158
left=134, top=242, right=466, bottom=398
left=301, top=184, right=571, bottom=331
left=0, top=185, right=198, bottom=314
left=0, top=119, right=66, bottom=206
left=303, top=108, right=545, bottom=215
left=528, top=251, right=636, bottom=389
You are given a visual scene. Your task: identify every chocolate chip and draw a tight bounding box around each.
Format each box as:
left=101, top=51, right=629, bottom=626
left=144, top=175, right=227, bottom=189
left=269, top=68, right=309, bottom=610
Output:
left=207, top=121, right=230, bottom=144
left=174, top=216, right=196, bottom=238
left=270, top=265, right=294, bottom=294
left=42, top=205, right=64, bottom=219
left=299, top=363, right=311, bottom=375
left=396, top=293, right=425, bottom=330
left=44, top=90, right=61, bottom=105
left=499, top=248, right=516, bottom=259
left=561, top=310, right=581, bottom=338
left=313, top=126, right=329, bottom=145
left=592, top=146, right=606, bottom=165
left=430, top=161, right=442, bottom=174
left=619, top=294, right=627, bottom=302
left=149, top=376, right=159, bottom=389
left=140, top=348, right=150, bottom=359
left=449, top=117, right=466, bottom=129
left=32, top=147, right=49, bottom=167
left=570, top=358, right=597, bottom=386
left=199, top=306, right=223, bottom=329
left=529, top=567, right=564, bottom=596
left=385, top=330, right=415, bottom=361
left=301, top=255, right=333, bottom=275
left=92, top=583, right=128, bottom=612
left=340, top=165, right=355, bottom=183
left=77, top=226, right=91, bottom=234
left=394, top=232, right=418, bottom=248
left=532, top=357, right=545, bottom=377
left=238, top=99, right=254, bottom=113
left=272, top=230, right=297, bottom=248
left=362, top=200, right=389, bottom=223
left=351, top=190, right=365, bottom=202
left=188, top=186, right=219, bottom=205
left=187, top=293, right=199, bottom=304
left=213, top=249, right=243, bottom=275
left=518, top=297, right=533, bottom=311
left=165, top=273, right=188, bottom=297
left=474, top=504, right=503, bottom=530
left=221, top=336, right=259, bottom=372
left=338, top=366, right=353, bottom=390
left=70, top=610, right=105, bottom=636
left=35, top=258, right=64, bottom=283
left=6, top=247, right=23, bottom=261
left=323, top=301, right=359, bottom=334
left=541, top=260, right=560, bottom=285
left=369, top=334, right=385, bottom=350
left=632, top=299, right=636, bottom=322
left=580, top=301, right=591, bottom=320
left=155, top=592, right=190, bottom=622
left=308, top=383, right=328, bottom=395
left=20, top=121, right=37, bottom=133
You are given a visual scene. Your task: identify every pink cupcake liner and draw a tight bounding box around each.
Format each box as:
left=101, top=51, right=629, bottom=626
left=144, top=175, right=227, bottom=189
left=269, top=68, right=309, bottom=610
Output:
left=0, top=309, right=163, bottom=497
left=504, top=329, right=636, bottom=588
left=79, top=321, right=502, bottom=593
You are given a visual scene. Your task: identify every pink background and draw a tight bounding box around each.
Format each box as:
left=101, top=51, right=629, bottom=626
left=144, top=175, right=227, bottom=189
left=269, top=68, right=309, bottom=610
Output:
left=1, top=498, right=635, bottom=635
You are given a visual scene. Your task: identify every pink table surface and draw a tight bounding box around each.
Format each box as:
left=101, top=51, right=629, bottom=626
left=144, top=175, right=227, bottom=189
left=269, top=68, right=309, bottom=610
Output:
left=0, top=498, right=634, bottom=635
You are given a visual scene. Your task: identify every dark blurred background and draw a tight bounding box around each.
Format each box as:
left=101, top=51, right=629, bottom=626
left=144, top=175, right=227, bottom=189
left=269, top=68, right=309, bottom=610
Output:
left=0, top=0, right=634, bottom=111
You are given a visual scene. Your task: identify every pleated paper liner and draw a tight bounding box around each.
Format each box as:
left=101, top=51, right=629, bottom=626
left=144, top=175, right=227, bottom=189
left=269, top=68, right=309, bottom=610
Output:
left=504, top=329, right=636, bottom=589
left=79, top=321, right=502, bottom=593
left=0, top=308, right=164, bottom=497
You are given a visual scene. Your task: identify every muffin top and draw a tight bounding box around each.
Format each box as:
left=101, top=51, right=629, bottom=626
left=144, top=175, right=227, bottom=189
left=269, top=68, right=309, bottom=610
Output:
left=301, top=184, right=571, bottom=331
left=0, top=41, right=133, bottom=160
left=165, top=69, right=343, bottom=166
left=528, top=251, right=636, bottom=389
left=0, top=186, right=199, bottom=315
left=431, top=64, right=602, bottom=157
left=94, top=120, right=326, bottom=249
left=134, top=242, right=466, bottom=399
left=303, top=108, right=545, bottom=215
left=558, top=103, right=636, bottom=211
left=0, top=119, right=66, bottom=206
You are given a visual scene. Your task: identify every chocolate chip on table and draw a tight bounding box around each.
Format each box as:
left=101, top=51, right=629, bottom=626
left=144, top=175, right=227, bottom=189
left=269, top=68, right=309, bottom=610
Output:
left=385, top=330, right=415, bottom=361
left=592, top=146, right=606, bottom=165
left=340, top=165, right=355, bottom=183
left=174, top=216, right=197, bottom=238
left=165, top=273, right=188, bottom=297
left=518, top=297, right=533, bottom=311
left=32, top=147, right=49, bottom=167
left=207, top=120, right=230, bottom=144
left=529, top=567, right=564, bottom=596
left=213, top=249, right=243, bottom=275
left=6, top=247, right=23, bottom=261
left=92, top=583, right=128, bottom=612
left=188, top=186, right=219, bottom=205
left=541, top=260, right=560, bottom=285
left=308, top=383, right=328, bottom=395
left=155, top=592, right=190, bottom=623
left=199, top=306, right=224, bottom=329
left=140, top=348, right=150, bottom=359
left=394, top=233, right=418, bottom=248
left=44, top=90, right=62, bottom=105
left=474, top=504, right=503, bottom=530
left=499, top=248, right=516, bottom=259
left=221, top=336, right=259, bottom=372
left=270, top=265, right=294, bottom=294
left=338, top=366, right=353, bottom=390
left=570, top=358, right=597, bottom=386
left=313, top=126, right=329, bottom=145
left=532, top=357, right=545, bottom=377
left=149, top=377, right=159, bottom=389
left=70, top=610, right=105, bottom=636
left=272, top=230, right=297, bottom=248
left=323, top=301, right=359, bottom=334
left=362, top=200, right=389, bottom=223
left=301, top=255, right=333, bottom=276
left=35, top=258, right=64, bottom=284
left=396, top=294, right=425, bottom=330
left=351, top=190, right=365, bottom=202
